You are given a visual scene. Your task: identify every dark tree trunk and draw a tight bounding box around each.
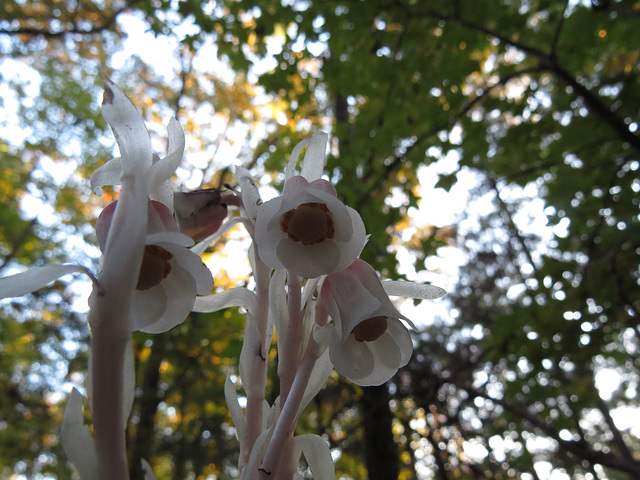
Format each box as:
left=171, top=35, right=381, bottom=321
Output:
left=361, top=384, right=399, bottom=480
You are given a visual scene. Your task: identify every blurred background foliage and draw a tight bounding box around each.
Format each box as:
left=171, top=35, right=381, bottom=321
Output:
left=1, top=0, right=639, bottom=479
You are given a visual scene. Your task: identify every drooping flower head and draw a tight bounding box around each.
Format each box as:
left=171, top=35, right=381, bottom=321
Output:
left=320, top=259, right=416, bottom=386
left=255, top=176, right=366, bottom=278
left=95, top=199, right=213, bottom=333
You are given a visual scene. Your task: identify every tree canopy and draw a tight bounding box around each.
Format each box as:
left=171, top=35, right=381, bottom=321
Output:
left=0, top=0, right=639, bottom=479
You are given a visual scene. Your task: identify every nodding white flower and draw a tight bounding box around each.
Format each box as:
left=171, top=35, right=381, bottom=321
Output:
left=95, top=199, right=213, bottom=333
left=255, top=176, right=366, bottom=278
left=320, top=259, right=415, bottom=386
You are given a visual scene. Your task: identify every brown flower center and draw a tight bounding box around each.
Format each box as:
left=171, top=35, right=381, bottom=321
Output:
left=136, top=245, right=173, bottom=290
left=351, top=316, right=389, bottom=342
left=280, top=202, right=335, bottom=245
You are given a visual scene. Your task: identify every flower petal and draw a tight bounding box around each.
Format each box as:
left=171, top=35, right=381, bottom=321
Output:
left=193, top=287, right=258, bottom=315
left=158, top=242, right=213, bottom=296
left=146, top=231, right=194, bottom=248
left=137, top=264, right=196, bottom=334
left=275, top=237, right=341, bottom=278
left=101, top=78, right=152, bottom=177
left=383, top=280, right=447, bottom=300
left=148, top=117, right=184, bottom=190
left=285, top=137, right=310, bottom=180
left=295, top=434, right=338, bottom=480
left=225, top=375, right=247, bottom=444
left=329, top=333, right=375, bottom=381
left=235, top=166, right=261, bottom=222
left=61, top=389, right=98, bottom=480
left=0, top=264, right=94, bottom=300
left=90, top=157, right=122, bottom=195
left=141, top=459, right=157, bottom=480
left=131, top=283, right=168, bottom=331
left=300, top=131, right=329, bottom=182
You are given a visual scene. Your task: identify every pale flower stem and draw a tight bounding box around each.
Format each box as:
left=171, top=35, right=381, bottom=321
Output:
left=91, top=324, right=130, bottom=480
left=280, top=272, right=302, bottom=405
left=244, top=255, right=271, bottom=465
left=259, top=334, right=323, bottom=478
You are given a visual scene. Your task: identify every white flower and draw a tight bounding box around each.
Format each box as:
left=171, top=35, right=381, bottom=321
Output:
left=255, top=176, right=366, bottom=278
left=319, top=259, right=416, bottom=386
left=95, top=200, right=213, bottom=333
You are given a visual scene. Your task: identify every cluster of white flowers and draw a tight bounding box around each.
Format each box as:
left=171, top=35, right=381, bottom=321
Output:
left=0, top=82, right=445, bottom=480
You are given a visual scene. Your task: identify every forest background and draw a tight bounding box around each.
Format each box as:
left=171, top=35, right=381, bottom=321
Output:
left=0, top=0, right=639, bottom=479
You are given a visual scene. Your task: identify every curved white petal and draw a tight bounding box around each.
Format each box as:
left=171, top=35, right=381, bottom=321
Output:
left=329, top=333, right=375, bottom=381
left=150, top=180, right=175, bottom=213
left=235, top=166, right=261, bottom=222
left=298, top=348, right=333, bottom=415
left=225, top=375, right=247, bottom=444
left=295, top=434, right=337, bottom=480
left=300, top=131, right=329, bottom=182
left=191, top=216, right=247, bottom=255
left=275, top=238, right=341, bottom=278
left=61, top=389, right=98, bottom=480
left=131, top=283, right=168, bottom=331
left=146, top=231, right=194, bottom=248
left=0, top=264, right=94, bottom=300
left=101, top=78, right=152, bottom=177
left=139, top=265, right=196, bottom=334
left=383, top=280, right=447, bottom=300
left=285, top=137, right=309, bottom=180
left=90, top=157, right=122, bottom=195
left=141, top=459, right=157, bottom=480
left=158, top=242, right=213, bottom=295
left=148, top=118, right=184, bottom=189
left=193, top=287, right=258, bottom=315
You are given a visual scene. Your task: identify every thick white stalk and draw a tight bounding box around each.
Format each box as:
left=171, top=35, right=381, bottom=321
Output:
left=279, top=272, right=302, bottom=405
left=242, top=254, right=271, bottom=468
left=89, top=175, right=148, bottom=480
left=258, top=335, right=324, bottom=479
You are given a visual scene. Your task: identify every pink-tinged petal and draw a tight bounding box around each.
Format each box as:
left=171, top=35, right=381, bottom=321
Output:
left=321, top=268, right=382, bottom=336
left=0, top=264, right=95, bottom=300
left=95, top=202, right=117, bottom=251
left=61, top=389, right=98, bottom=480
left=91, top=157, right=122, bottom=195
left=309, top=178, right=337, bottom=196
left=173, top=189, right=228, bottom=241
left=148, top=200, right=179, bottom=233
left=101, top=78, right=152, bottom=177
left=159, top=242, right=213, bottom=295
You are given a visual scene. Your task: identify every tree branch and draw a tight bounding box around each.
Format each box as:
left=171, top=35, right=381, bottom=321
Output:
left=457, top=383, right=640, bottom=476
